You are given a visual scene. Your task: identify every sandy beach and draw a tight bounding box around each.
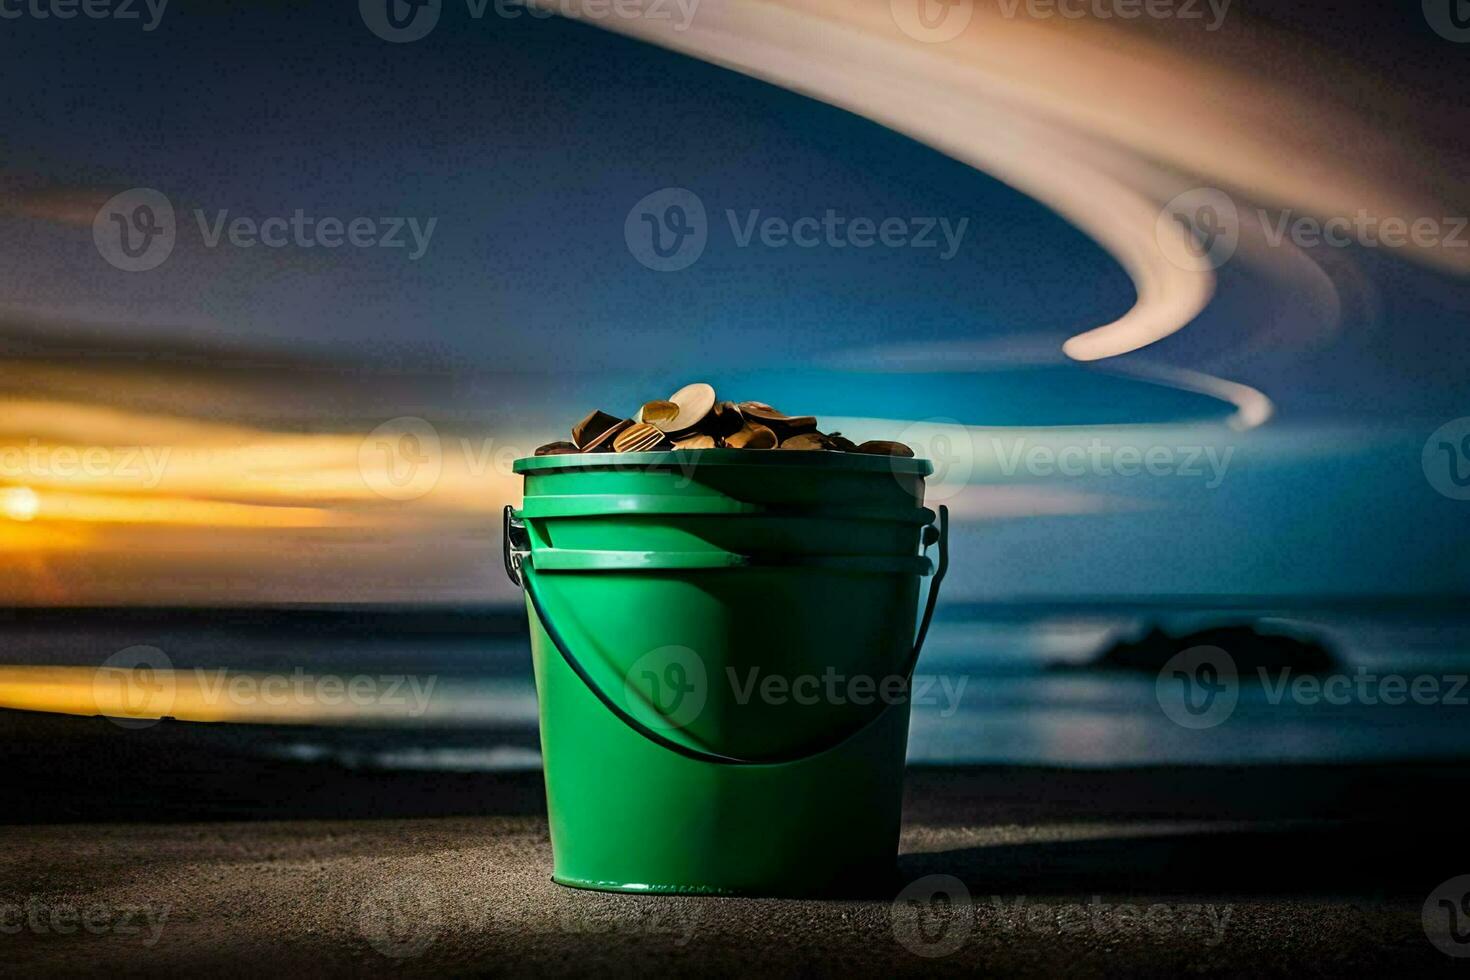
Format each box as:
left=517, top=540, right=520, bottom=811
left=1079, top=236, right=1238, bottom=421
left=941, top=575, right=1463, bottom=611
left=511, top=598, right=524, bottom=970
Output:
left=1, top=709, right=1464, bottom=976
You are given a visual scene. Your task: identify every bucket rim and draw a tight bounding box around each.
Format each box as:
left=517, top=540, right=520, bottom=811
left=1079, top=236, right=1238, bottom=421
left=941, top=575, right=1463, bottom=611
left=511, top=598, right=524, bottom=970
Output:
left=525, top=548, right=933, bottom=575
left=517, top=495, right=935, bottom=524
left=513, top=449, right=933, bottom=476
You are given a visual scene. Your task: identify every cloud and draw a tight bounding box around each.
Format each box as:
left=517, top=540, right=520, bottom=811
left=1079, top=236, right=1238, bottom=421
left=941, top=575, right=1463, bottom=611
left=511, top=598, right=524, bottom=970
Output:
left=568, top=0, right=1469, bottom=368
left=0, top=184, right=117, bottom=227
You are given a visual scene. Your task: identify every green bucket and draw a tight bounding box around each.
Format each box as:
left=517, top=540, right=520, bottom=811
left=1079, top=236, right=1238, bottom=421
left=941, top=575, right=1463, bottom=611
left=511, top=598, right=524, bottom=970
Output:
left=506, top=449, right=949, bottom=897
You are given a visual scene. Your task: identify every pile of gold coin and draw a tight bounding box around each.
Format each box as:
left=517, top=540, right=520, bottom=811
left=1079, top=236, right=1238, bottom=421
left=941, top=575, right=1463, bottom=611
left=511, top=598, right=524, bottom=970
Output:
left=534, top=382, right=914, bottom=457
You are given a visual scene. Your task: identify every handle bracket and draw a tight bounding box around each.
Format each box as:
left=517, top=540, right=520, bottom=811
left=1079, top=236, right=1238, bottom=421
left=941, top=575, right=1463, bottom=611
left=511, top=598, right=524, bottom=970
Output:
left=503, top=505, right=530, bottom=587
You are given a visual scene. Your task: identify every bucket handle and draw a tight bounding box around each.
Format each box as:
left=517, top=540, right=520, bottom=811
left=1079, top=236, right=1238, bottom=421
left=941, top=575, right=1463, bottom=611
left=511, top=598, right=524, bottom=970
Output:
left=502, top=503, right=949, bottom=767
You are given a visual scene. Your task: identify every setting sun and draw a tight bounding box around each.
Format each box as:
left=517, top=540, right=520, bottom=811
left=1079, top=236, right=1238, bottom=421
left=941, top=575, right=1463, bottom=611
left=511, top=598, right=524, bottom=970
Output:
left=1, top=486, right=40, bottom=522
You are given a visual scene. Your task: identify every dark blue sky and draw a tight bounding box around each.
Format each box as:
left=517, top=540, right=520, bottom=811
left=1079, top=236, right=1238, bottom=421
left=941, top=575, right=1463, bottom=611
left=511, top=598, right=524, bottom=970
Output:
left=2, top=1, right=1468, bottom=601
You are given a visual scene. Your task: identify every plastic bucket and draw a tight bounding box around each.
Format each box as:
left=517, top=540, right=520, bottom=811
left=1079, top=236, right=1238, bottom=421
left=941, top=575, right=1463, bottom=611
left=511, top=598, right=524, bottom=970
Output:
left=506, top=449, right=948, bottom=896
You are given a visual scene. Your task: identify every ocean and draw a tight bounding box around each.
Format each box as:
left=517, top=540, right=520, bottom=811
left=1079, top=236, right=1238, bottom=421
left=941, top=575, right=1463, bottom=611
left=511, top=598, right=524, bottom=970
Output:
left=1, top=602, right=1467, bottom=770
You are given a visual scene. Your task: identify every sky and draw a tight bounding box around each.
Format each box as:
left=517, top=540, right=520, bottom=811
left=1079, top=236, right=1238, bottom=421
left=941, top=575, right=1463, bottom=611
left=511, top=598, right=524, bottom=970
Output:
left=1, top=0, right=1468, bottom=605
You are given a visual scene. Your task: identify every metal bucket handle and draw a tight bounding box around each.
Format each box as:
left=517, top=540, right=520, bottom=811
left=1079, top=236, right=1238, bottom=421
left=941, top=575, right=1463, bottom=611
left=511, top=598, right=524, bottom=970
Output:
left=503, top=503, right=949, bottom=767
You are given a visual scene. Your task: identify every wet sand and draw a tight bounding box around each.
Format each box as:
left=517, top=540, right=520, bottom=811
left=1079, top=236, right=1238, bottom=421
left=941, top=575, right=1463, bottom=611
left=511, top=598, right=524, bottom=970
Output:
left=0, top=709, right=1464, bottom=976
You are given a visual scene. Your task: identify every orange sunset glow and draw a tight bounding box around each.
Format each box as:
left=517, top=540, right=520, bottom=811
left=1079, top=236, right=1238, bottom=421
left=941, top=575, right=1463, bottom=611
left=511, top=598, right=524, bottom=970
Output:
left=0, top=375, right=527, bottom=604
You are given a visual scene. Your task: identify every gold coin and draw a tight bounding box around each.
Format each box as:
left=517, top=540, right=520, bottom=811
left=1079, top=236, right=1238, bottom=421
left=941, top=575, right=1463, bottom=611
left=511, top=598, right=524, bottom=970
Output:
left=638, top=399, right=680, bottom=427
left=701, top=401, right=745, bottom=436
left=725, top=422, right=777, bottom=449
left=573, top=410, right=624, bottom=449
left=613, top=421, right=671, bottom=453
left=737, top=400, right=817, bottom=435
left=565, top=391, right=911, bottom=459
left=580, top=418, right=632, bottom=452
left=778, top=432, right=831, bottom=451
left=856, top=440, right=914, bottom=457
left=662, top=382, right=717, bottom=434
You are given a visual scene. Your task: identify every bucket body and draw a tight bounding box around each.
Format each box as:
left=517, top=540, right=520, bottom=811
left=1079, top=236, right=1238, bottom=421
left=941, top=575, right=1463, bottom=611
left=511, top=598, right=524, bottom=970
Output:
left=510, top=450, right=937, bottom=896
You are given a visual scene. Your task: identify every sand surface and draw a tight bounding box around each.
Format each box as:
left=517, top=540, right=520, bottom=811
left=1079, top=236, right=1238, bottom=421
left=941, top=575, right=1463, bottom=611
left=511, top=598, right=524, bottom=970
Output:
left=0, top=710, right=1464, bottom=976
